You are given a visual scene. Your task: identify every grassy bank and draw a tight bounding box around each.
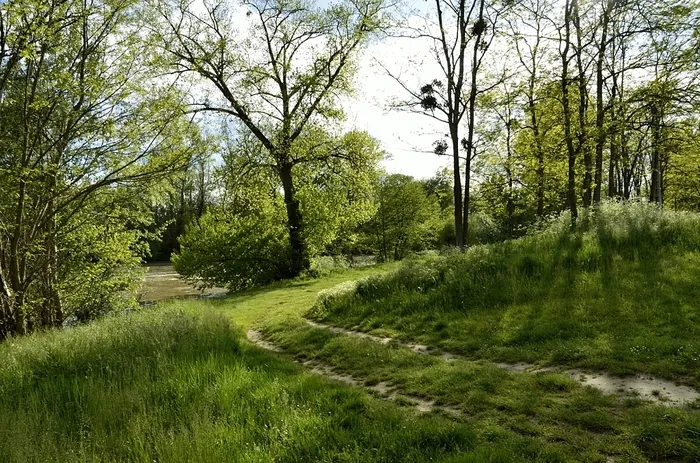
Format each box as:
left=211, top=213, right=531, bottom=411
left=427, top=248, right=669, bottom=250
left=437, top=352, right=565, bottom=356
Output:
left=309, top=202, right=700, bottom=383
left=5, top=202, right=700, bottom=462
left=0, top=306, right=484, bottom=462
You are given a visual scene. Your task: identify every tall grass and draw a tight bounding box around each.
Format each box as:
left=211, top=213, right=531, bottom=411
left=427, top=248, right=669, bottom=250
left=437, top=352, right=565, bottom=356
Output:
left=0, top=306, right=481, bottom=462
left=309, top=201, right=700, bottom=381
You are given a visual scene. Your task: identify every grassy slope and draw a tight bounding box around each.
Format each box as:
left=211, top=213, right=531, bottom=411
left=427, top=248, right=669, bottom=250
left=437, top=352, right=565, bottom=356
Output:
left=309, top=204, right=700, bottom=384
left=0, top=304, right=480, bottom=462
left=193, top=231, right=700, bottom=462
left=205, top=263, right=399, bottom=329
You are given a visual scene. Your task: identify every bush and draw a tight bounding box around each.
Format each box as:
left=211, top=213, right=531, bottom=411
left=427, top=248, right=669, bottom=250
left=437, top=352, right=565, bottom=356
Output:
left=173, top=207, right=292, bottom=290
left=59, top=223, right=146, bottom=323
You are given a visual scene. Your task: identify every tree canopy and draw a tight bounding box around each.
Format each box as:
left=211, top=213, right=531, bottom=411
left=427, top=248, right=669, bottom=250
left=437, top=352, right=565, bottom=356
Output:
left=2, top=0, right=700, bottom=339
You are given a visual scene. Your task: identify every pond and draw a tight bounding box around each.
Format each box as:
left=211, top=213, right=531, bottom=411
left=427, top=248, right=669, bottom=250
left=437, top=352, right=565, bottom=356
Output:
left=139, top=263, right=227, bottom=303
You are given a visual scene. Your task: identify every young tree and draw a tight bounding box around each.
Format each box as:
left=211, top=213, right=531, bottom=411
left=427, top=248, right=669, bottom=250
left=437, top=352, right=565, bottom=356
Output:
left=152, top=0, right=388, bottom=276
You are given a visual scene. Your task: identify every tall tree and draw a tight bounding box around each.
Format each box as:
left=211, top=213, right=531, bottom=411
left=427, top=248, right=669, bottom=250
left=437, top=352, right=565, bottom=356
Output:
left=174, top=128, right=383, bottom=288
left=592, top=0, right=615, bottom=203
left=387, top=0, right=508, bottom=246
left=509, top=0, right=553, bottom=217
left=153, top=0, right=388, bottom=276
left=571, top=0, right=593, bottom=207
left=558, top=0, right=578, bottom=221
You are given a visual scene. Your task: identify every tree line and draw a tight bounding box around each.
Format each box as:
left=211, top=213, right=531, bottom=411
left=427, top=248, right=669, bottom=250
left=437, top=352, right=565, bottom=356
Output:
left=1, top=0, right=699, bottom=338
left=406, top=0, right=700, bottom=238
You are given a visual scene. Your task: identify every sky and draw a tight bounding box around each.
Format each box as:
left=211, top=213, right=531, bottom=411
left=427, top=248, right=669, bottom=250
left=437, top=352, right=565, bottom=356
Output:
left=342, top=26, right=453, bottom=179
left=311, top=0, right=450, bottom=179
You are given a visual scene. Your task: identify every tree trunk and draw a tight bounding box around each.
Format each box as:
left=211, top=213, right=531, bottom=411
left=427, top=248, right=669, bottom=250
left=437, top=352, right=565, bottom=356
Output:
left=593, top=0, right=613, bottom=203
left=505, top=120, right=515, bottom=237
left=649, top=105, right=663, bottom=206
left=0, top=268, right=12, bottom=340
left=462, top=0, right=486, bottom=247
left=197, top=163, right=206, bottom=219
left=378, top=182, right=388, bottom=262
left=278, top=162, right=310, bottom=276
left=607, top=50, right=619, bottom=199
left=450, top=126, right=464, bottom=247
left=561, top=0, right=578, bottom=222
left=529, top=97, right=546, bottom=217
left=525, top=59, right=545, bottom=216
left=9, top=178, right=27, bottom=335
left=573, top=2, right=591, bottom=208
left=608, top=131, right=618, bottom=198
left=40, top=163, right=63, bottom=328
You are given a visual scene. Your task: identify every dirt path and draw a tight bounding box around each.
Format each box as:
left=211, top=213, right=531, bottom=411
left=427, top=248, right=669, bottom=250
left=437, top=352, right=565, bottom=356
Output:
left=246, top=329, right=463, bottom=417
left=303, top=319, right=700, bottom=407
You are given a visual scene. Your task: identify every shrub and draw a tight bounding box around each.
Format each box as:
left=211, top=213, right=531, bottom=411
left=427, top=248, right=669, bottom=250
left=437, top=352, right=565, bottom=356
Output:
left=173, top=207, right=292, bottom=290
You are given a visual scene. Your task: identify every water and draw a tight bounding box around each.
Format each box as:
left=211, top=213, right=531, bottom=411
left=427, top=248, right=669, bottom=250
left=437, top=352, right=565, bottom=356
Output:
left=139, top=263, right=227, bottom=303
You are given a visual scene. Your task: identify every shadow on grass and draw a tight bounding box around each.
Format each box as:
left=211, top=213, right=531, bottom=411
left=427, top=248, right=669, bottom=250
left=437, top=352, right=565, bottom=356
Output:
left=311, top=205, right=700, bottom=382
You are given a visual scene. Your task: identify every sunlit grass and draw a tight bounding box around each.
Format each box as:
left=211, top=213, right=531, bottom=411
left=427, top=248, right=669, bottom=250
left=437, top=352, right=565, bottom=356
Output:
left=309, top=202, right=700, bottom=383
left=5, top=202, right=700, bottom=461
left=0, top=307, right=482, bottom=462
left=261, top=317, right=700, bottom=461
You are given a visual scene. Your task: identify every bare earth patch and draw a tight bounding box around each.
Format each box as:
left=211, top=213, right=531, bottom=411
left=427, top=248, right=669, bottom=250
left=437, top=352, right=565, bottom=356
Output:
left=305, top=319, right=700, bottom=406
left=246, top=330, right=283, bottom=352
left=305, top=319, right=392, bottom=344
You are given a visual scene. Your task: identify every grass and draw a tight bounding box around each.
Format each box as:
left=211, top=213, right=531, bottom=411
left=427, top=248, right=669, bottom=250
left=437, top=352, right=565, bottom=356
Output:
left=260, top=318, right=700, bottom=461
left=5, top=201, right=700, bottom=461
left=309, top=202, right=700, bottom=384
left=0, top=306, right=483, bottom=462
left=204, top=262, right=400, bottom=329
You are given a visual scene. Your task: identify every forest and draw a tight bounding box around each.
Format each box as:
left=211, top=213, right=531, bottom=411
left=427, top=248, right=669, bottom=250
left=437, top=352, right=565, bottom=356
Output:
left=1, top=0, right=700, bottom=460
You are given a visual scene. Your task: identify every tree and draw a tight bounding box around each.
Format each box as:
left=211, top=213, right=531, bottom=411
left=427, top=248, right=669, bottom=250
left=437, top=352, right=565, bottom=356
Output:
left=152, top=0, right=389, bottom=277
left=363, top=174, right=442, bottom=261
left=474, top=84, right=522, bottom=236
left=664, top=119, right=700, bottom=210
left=423, top=168, right=454, bottom=212
left=557, top=0, right=579, bottom=222
left=173, top=202, right=291, bottom=290
left=149, top=152, right=216, bottom=261
left=0, top=0, right=197, bottom=338
left=508, top=0, right=555, bottom=218
left=386, top=0, right=509, bottom=247
left=174, top=128, right=383, bottom=288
